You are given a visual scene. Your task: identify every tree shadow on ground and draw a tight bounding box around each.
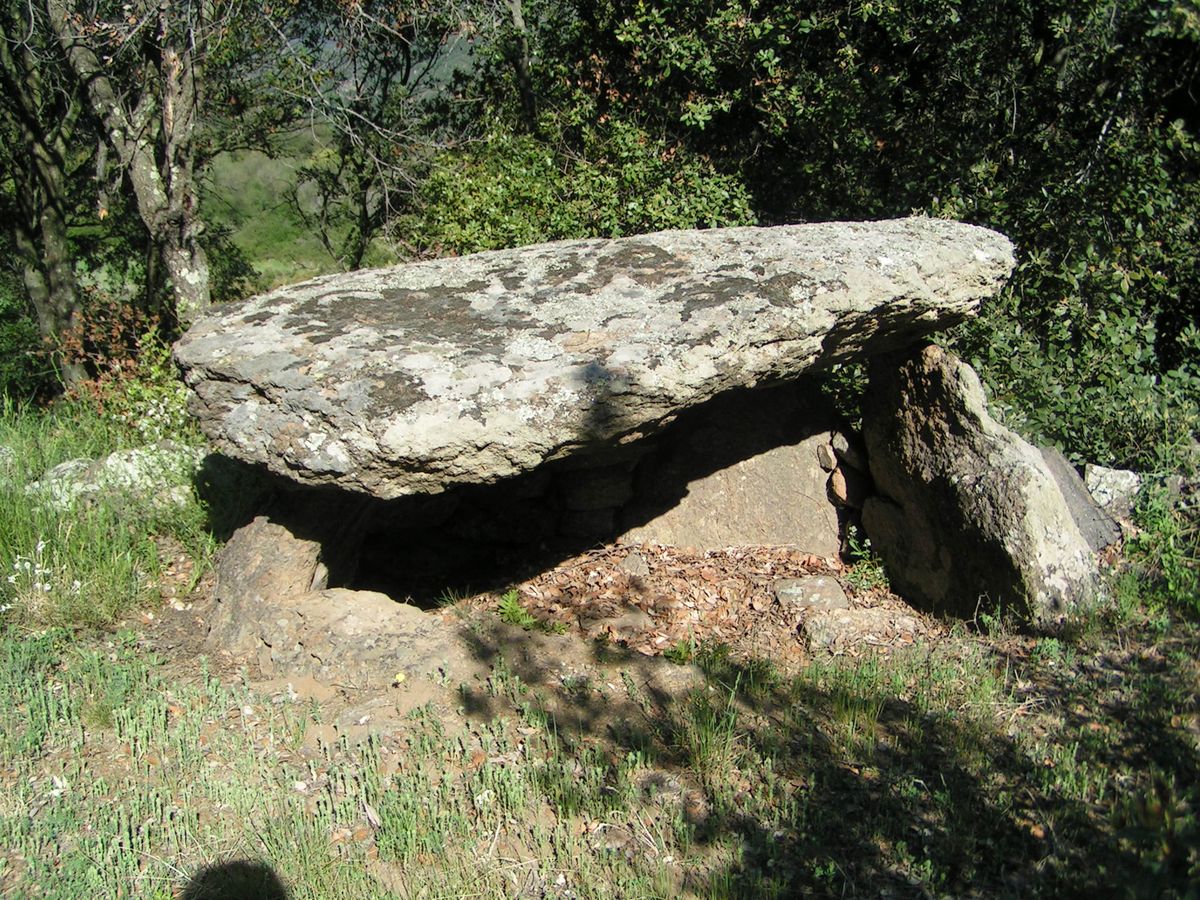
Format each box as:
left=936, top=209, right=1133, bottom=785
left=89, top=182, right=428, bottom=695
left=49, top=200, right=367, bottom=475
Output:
left=452, top=618, right=1198, bottom=898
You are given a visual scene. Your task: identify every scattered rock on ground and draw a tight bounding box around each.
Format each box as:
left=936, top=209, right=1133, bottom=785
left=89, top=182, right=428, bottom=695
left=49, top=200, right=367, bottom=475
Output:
left=774, top=576, right=850, bottom=613
left=26, top=441, right=205, bottom=511
left=816, top=442, right=838, bottom=472
left=617, top=551, right=650, bottom=577
left=799, top=606, right=927, bottom=654
left=862, top=344, right=1105, bottom=627
left=1085, top=465, right=1143, bottom=520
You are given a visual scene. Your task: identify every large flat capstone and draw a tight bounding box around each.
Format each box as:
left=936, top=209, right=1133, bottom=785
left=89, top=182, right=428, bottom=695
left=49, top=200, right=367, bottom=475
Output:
left=175, top=219, right=1014, bottom=499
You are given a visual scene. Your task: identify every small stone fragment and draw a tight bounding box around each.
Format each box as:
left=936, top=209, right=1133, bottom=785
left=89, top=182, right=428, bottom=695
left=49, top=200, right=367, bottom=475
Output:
left=828, top=465, right=871, bottom=509
left=774, top=575, right=849, bottom=612
left=831, top=431, right=868, bottom=472
left=582, top=607, right=654, bottom=640
left=617, top=551, right=650, bottom=577
left=816, top=442, right=838, bottom=472
left=1084, top=464, right=1143, bottom=519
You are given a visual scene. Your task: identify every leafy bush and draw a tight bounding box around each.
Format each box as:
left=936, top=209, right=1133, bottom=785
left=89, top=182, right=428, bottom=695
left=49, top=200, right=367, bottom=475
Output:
left=60, top=289, right=196, bottom=446
left=412, top=116, right=755, bottom=255
left=1129, top=479, right=1200, bottom=616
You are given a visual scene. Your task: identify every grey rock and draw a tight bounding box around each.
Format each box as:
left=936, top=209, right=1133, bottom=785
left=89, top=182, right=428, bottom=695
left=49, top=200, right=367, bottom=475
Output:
left=211, top=491, right=375, bottom=626
left=175, top=219, right=1014, bottom=500
left=831, top=431, right=868, bottom=472
left=862, top=344, right=1103, bottom=627
left=774, top=575, right=850, bottom=612
left=816, top=442, right=838, bottom=472
left=617, top=551, right=650, bottom=577
left=1040, top=447, right=1122, bottom=551
left=212, top=515, right=328, bottom=619
left=619, top=385, right=843, bottom=556
left=1085, top=464, right=1143, bottom=519
left=26, top=441, right=205, bottom=511
left=582, top=606, right=654, bottom=640
left=209, top=586, right=475, bottom=685
left=799, top=606, right=923, bottom=652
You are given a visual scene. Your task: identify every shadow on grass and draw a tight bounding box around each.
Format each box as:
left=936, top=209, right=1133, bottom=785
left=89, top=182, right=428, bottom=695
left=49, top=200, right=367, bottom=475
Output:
left=180, top=858, right=290, bottom=900
left=452, top=618, right=1198, bottom=898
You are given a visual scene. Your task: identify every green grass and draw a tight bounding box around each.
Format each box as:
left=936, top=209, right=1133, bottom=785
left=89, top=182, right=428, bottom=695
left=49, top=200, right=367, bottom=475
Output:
left=204, top=142, right=406, bottom=292
left=204, top=149, right=339, bottom=290
left=0, top=399, right=214, bottom=629
left=497, top=588, right=568, bottom=634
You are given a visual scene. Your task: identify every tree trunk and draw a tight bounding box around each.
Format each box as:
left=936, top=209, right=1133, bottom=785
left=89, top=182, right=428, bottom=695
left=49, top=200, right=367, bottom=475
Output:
left=12, top=205, right=87, bottom=388
left=505, top=0, right=537, bottom=134
left=0, top=17, right=87, bottom=387
left=45, top=0, right=212, bottom=328
left=160, top=233, right=211, bottom=326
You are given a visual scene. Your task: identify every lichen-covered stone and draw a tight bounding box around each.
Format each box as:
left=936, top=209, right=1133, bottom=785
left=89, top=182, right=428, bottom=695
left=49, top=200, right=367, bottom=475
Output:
left=861, top=345, right=1103, bottom=627
left=175, top=219, right=1013, bottom=499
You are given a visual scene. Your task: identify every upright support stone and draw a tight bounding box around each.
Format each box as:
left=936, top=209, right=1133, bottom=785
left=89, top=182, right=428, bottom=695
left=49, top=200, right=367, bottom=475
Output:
left=861, top=344, right=1105, bottom=627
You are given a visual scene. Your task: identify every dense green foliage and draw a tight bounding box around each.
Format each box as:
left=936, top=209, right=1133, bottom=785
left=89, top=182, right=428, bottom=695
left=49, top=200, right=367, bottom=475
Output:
left=0, top=259, right=48, bottom=401
left=412, top=118, right=755, bottom=254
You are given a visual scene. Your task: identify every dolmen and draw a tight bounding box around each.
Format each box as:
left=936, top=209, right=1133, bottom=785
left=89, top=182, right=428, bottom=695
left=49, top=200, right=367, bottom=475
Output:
left=175, top=218, right=1116, bottom=633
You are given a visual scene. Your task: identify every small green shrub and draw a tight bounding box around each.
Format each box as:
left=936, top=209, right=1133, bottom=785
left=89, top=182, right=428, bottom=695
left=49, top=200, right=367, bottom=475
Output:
left=663, top=636, right=697, bottom=665
left=843, top=526, right=890, bottom=594
left=411, top=116, right=756, bottom=255
left=1129, top=480, right=1200, bottom=617
left=496, top=589, right=565, bottom=634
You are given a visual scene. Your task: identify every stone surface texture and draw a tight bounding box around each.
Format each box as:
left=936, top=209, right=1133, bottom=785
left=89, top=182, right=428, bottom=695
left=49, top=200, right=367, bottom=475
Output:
left=774, top=575, right=850, bottom=612
left=175, top=219, right=1014, bottom=500
left=799, top=607, right=924, bottom=653
left=618, top=387, right=843, bottom=555
left=27, top=442, right=205, bottom=511
left=861, top=344, right=1103, bottom=626
left=1039, top=447, right=1122, bottom=552
left=1085, top=464, right=1143, bottom=519
left=209, top=586, right=475, bottom=685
